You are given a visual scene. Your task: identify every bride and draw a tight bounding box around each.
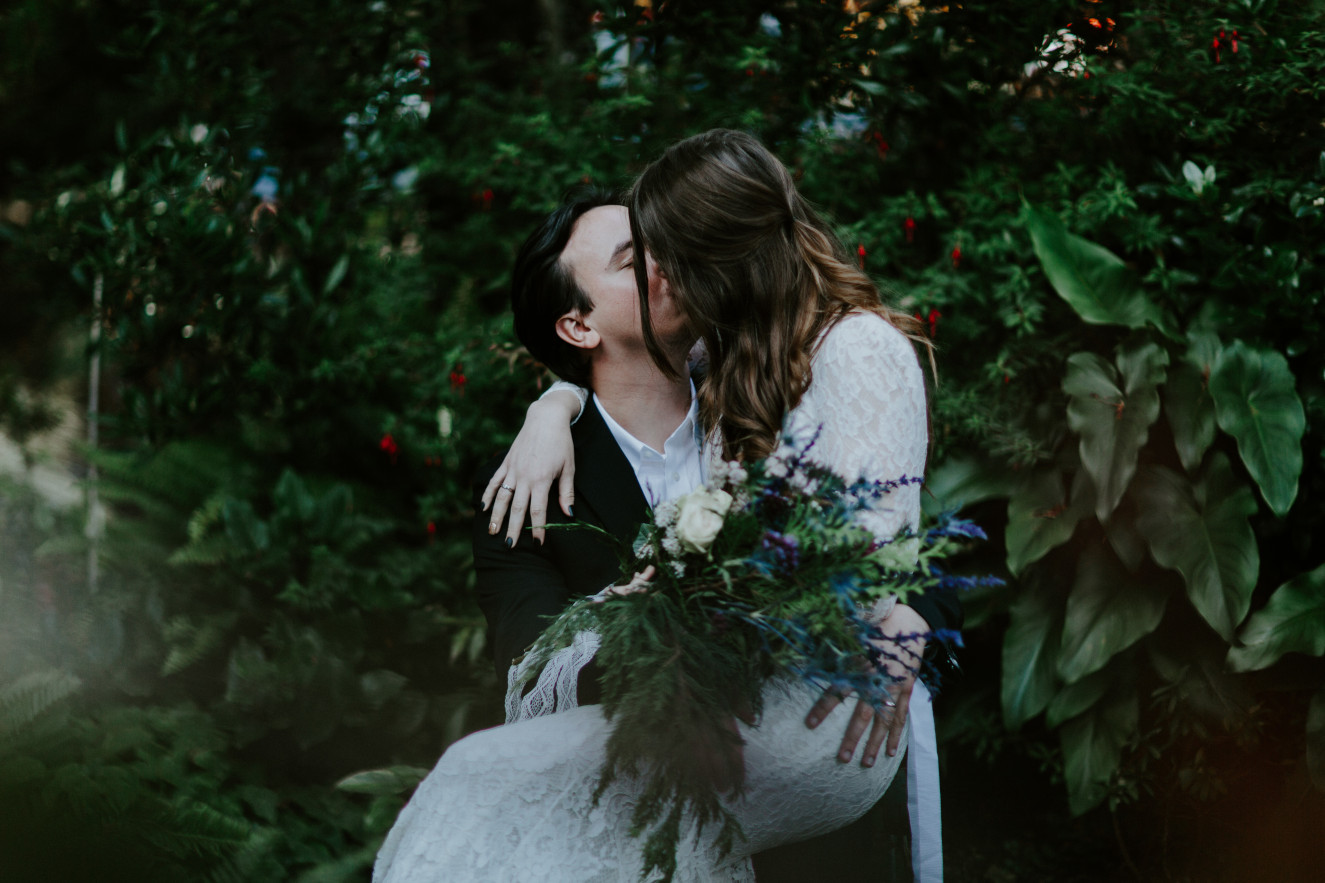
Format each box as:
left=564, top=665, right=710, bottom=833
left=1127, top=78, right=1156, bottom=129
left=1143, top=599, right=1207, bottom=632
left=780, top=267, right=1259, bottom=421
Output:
left=373, top=130, right=954, bottom=881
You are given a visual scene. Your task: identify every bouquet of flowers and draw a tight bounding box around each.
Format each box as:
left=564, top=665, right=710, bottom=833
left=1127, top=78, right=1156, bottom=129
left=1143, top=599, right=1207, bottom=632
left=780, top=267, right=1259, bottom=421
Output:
left=519, top=431, right=991, bottom=881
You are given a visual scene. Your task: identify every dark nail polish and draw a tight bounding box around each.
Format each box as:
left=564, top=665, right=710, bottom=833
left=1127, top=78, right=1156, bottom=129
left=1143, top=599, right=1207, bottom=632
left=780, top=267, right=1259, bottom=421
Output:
left=504, top=537, right=513, bottom=548
left=568, top=506, right=575, bottom=518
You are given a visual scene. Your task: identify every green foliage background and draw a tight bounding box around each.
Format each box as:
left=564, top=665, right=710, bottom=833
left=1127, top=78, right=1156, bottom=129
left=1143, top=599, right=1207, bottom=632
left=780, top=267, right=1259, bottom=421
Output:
left=2, top=0, right=1323, bottom=879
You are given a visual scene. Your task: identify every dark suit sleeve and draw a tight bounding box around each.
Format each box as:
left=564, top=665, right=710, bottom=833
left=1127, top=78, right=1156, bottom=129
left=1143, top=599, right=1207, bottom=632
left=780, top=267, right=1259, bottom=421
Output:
left=907, top=586, right=962, bottom=640
left=471, top=458, right=573, bottom=680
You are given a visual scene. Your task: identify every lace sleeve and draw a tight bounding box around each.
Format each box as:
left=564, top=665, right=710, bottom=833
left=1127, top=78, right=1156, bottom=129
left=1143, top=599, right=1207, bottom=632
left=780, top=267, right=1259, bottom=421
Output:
left=540, top=380, right=588, bottom=423
left=791, top=313, right=928, bottom=542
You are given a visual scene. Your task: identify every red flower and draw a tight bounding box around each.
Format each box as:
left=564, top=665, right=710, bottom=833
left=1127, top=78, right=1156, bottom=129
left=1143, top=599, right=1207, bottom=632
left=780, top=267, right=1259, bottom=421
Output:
left=927, top=308, right=941, bottom=337
left=426, top=520, right=436, bottom=535
left=904, top=216, right=916, bottom=244
left=1231, top=29, right=1239, bottom=54
left=379, top=433, right=399, bottom=465
left=951, top=244, right=962, bottom=268
left=869, top=131, right=889, bottom=160
left=857, top=243, right=867, bottom=270
left=482, top=188, right=494, bottom=209
left=450, top=365, right=468, bottom=395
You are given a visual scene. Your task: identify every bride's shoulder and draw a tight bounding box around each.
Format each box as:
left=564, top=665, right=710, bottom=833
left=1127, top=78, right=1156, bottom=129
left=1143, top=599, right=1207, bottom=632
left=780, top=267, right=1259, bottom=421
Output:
left=816, top=310, right=918, bottom=367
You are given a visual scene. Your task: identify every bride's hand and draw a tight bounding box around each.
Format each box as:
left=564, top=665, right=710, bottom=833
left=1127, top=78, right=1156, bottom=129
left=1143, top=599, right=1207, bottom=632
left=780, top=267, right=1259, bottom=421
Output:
left=803, top=603, right=928, bottom=768
left=482, top=391, right=580, bottom=548
left=595, top=566, right=656, bottom=601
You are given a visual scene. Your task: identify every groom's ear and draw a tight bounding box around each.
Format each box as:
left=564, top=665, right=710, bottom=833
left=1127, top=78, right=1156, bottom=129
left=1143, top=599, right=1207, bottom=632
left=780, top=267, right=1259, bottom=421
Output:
left=555, top=311, right=600, bottom=352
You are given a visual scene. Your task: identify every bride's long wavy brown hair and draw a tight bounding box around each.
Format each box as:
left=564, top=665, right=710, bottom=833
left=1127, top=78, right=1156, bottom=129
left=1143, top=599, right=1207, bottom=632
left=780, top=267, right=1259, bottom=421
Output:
left=629, top=129, right=933, bottom=462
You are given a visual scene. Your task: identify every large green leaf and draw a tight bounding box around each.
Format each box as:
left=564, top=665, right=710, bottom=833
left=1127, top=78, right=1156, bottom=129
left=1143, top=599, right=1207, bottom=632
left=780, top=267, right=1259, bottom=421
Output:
left=1064, top=344, right=1169, bottom=523
left=1025, top=205, right=1162, bottom=329
left=1165, top=360, right=1216, bottom=474
left=1105, top=496, right=1146, bottom=572
left=1133, top=457, right=1259, bottom=641
left=1148, top=643, right=1251, bottom=724
left=1308, top=689, right=1325, bottom=792
left=1058, top=543, right=1168, bottom=683
left=923, top=455, right=1018, bottom=516
left=1227, top=563, right=1325, bottom=671
left=1047, top=664, right=1116, bottom=729
left=1006, top=468, right=1092, bottom=575
left=335, top=765, right=430, bottom=796
left=1002, top=579, right=1064, bottom=730
left=1060, top=685, right=1139, bottom=815
left=1209, top=341, right=1306, bottom=516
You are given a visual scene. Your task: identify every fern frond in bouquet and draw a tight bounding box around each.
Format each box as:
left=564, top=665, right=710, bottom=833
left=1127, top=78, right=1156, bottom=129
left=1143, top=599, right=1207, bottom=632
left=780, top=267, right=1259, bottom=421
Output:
left=520, top=430, right=994, bottom=882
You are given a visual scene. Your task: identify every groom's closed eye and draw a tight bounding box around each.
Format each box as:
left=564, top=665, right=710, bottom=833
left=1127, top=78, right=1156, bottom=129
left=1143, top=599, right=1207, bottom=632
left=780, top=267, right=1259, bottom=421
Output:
left=608, top=240, right=633, bottom=271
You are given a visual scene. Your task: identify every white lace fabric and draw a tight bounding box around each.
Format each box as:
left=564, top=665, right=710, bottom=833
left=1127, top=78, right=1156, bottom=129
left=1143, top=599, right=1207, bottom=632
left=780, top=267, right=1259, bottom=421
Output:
left=506, top=628, right=602, bottom=722
left=789, top=312, right=927, bottom=541
left=373, top=313, right=928, bottom=882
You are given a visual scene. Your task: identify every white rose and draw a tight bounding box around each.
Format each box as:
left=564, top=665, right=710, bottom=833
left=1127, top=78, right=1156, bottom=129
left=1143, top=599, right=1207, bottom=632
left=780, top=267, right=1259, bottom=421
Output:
left=673, top=487, right=734, bottom=554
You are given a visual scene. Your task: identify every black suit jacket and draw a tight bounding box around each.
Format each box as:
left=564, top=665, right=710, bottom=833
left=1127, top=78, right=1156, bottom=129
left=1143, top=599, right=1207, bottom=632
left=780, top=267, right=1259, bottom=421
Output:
left=472, top=398, right=648, bottom=681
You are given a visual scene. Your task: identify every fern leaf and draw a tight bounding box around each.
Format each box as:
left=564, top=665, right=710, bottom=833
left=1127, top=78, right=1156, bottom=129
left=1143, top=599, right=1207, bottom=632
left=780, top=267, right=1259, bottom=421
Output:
left=162, top=613, right=239, bottom=676
left=167, top=533, right=238, bottom=566
left=0, top=670, right=81, bottom=738
left=141, top=802, right=251, bottom=858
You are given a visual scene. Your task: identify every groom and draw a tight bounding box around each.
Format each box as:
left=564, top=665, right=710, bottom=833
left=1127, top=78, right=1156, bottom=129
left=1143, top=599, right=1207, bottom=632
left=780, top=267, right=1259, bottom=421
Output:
left=472, top=190, right=944, bottom=878
left=472, top=192, right=701, bottom=702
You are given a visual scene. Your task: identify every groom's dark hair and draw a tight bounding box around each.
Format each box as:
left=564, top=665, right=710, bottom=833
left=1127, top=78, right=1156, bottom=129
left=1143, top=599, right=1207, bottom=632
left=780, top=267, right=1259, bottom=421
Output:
left=511, top=187, right=620, bottom=389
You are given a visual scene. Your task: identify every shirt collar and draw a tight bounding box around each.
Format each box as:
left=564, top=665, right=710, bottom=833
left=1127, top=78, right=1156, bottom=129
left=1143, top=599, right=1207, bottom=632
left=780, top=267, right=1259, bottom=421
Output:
left=593, top=382, right=701, bottom=475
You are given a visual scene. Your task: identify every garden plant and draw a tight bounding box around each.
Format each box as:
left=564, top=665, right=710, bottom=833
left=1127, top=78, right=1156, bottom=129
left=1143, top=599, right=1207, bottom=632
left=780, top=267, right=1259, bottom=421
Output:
left=1, top=0, right=1322, bottom=879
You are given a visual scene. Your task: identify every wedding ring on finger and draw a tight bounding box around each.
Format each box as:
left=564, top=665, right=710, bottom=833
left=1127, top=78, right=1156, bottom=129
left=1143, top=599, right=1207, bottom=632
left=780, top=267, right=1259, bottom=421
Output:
left=499, top=484, right=516, bottom=493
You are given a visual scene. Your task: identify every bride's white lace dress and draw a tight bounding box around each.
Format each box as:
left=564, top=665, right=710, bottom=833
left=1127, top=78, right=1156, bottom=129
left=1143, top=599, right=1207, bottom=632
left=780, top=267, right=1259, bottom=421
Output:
left=373, top=313, right=929, bottom=882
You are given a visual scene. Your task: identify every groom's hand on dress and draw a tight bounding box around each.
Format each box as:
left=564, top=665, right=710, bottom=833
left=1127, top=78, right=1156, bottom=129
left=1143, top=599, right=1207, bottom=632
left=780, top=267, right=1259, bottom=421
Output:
left=803, top=604, right=928, bottom=768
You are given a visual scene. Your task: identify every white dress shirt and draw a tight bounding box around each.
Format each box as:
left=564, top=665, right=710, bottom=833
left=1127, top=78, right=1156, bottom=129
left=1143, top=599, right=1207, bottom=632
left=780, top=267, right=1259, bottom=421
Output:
left=593, top=385, right=705, bottom=505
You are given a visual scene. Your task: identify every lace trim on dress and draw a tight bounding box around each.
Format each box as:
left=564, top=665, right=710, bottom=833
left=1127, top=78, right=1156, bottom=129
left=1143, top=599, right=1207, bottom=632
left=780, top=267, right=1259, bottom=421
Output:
left=541, top=380, right=589, bottom=423
left=506, top=628, right=602, bottom=723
